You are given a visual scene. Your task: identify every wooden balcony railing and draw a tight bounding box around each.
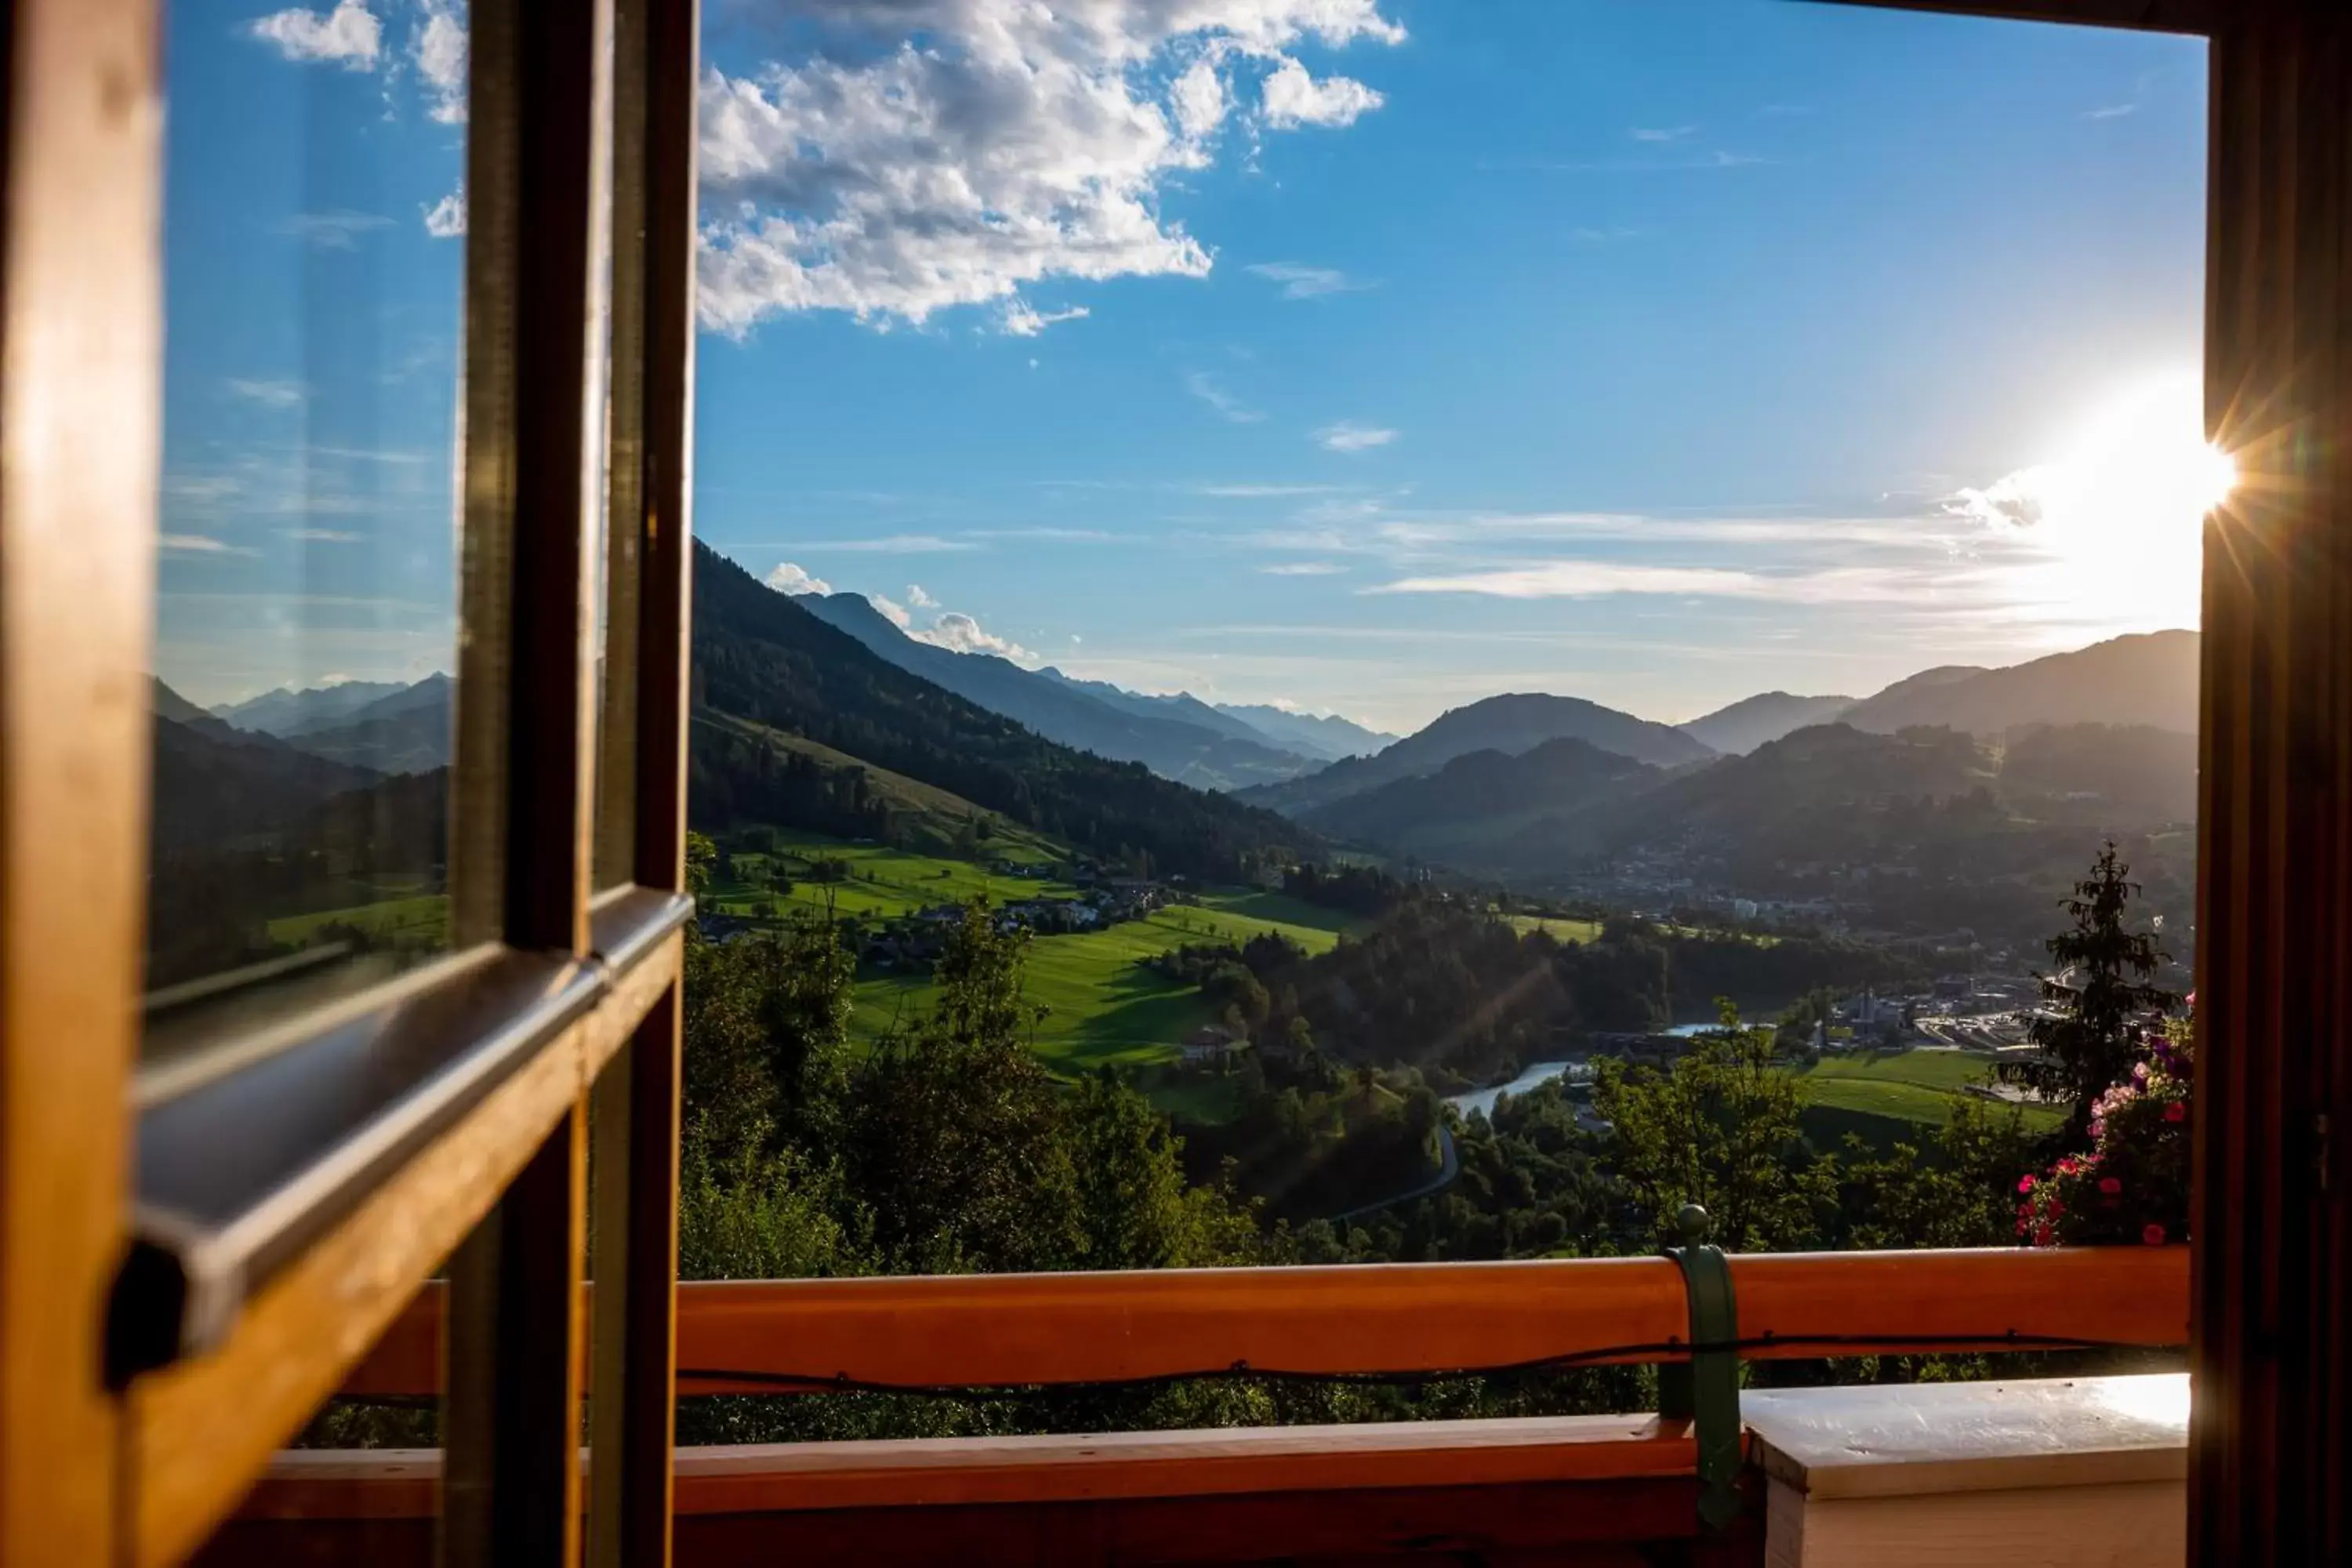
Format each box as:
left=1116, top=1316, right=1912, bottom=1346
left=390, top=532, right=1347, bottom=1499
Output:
left=199, top=1247, right=2190, bottom=1567
left=339, top=1245, right=2188, bottom=1398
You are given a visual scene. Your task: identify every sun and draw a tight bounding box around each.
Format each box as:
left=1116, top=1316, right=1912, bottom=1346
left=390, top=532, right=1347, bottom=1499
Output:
left=1982, top=373, right=2235, bottom=630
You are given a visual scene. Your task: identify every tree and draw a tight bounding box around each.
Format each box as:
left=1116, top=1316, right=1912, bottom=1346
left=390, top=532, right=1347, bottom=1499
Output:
left=2013, top=843, right=2179, bottom=1138
left=1590, top=998, right=1831, bottom=1252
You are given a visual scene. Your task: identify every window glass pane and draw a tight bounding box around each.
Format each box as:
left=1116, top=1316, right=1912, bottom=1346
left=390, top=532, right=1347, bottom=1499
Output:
left=594, top=0, right=647, bottom=893
left=146, top=2, right=470, bottom=1053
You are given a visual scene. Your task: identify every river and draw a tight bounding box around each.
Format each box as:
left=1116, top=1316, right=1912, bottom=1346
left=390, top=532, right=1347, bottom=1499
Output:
left=1443, top=1023, right=1719, bottom=1120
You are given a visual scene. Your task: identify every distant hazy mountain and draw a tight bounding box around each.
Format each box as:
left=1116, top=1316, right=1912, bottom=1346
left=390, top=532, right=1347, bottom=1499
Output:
left=1240, top=691, right=1715, bottom=817
left=1036, top=669, right=1281, bottom=749
left=149, top=705, right=382, bottom=851
left=286, top=674, right=453, bottom=774
left=212, top=679, right=408, bottom=738
left=790, top=591, right=1320, bottom=791
left=1300, top=736, right=1659, bottom=862
left=1212, top=703, right=1396, bottom=763
left=1678, top=692, right=1854, bottom=756
left=1840, top=631, right=2198, bottom=736
left=1999, top=722, right=2198, bottom=825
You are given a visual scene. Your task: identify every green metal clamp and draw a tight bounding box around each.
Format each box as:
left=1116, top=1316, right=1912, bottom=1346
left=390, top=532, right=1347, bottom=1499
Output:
left=1660, top=1203, right=1743, bottom=1532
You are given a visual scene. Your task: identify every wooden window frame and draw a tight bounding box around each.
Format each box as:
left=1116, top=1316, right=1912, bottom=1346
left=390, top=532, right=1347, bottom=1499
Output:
left=0, top=0, right=699, bottom=1565
left=1, top=1, right=2343, bottom=1566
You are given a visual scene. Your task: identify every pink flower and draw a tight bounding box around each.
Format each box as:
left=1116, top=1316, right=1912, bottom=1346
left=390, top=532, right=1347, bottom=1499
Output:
left=2100, top=1177, right=2123, bottom=1195
left=2143, top=1223, right=2168, bottom=1246
left=2165, top=1102, right=2187, bottom=1123
left=2132, top=1061, right=2150, bottom=1083
left=2090, top=1120, right=2106, bottom=1139
left=2018, top=1174, right=2037, bottom=1193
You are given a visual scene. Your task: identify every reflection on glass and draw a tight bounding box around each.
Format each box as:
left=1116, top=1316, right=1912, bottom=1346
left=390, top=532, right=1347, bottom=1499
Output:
left=145, top=2, right=470, bottom=1044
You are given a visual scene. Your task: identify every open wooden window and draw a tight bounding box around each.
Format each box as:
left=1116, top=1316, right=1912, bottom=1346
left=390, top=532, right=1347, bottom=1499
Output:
left=0, top=1, right=699, bottom=1563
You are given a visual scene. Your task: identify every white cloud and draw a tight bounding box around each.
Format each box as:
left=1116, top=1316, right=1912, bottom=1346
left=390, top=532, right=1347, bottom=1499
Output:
left=1630, top=125, right=1697, bottom=143
left=1370, top=561, right=1920, bottom=603
left=250, top=0, right=381, bottom=69
left=160, top=534, right=259, bottom=557
left=1196, top=482, right=1339, bottom=497
left=1315, top=421, right=1396, bottom=453
left=1001, top=301, right=1091, bottom=336
left=766, top=561, right=833, bottom=595
left=1244, top=262, right=1366, bottom=299
left=907, top=584, right=939, bottom=609
left=1170, top=54, right=1229, bottom=140
left=1261, top=561, right=1345, bottom=575
left=423, top=190, right=466, bottom=238
left=1187, top=371, right=1264, bottom=423
left=914, top=610, right=1033, bottom=662
left=286, top=528, right=362, bottom=543
left=2082, top=103, right=2137, bottom=121
left=278, top=210, right=393, bottom=249
left=227, top=377, right=307, bottom=408
left=414, top=3, right=468, bottom=124
left=1259, top=56, right=1383, bottom=128
left=869, top=592, right=914, bottom=628
left=800, top=534, right=976, bottom=554
left=694, top=1, right=1403, bottom=336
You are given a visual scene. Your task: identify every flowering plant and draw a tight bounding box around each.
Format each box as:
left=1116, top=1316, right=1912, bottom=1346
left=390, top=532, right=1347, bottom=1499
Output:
left=2020, top=1005, right=2191, bottom=1247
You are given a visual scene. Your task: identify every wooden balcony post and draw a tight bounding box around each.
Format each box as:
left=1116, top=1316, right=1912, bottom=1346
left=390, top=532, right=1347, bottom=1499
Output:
left=2192, top=5, right=2352, bottom=1562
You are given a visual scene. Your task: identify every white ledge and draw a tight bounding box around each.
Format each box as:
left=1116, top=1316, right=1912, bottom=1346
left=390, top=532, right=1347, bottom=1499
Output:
left=1743, top=1373, right=2187, bottom=1501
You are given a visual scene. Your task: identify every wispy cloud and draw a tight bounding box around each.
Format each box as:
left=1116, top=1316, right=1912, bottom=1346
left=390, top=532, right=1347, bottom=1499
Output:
left=1261, top=561, right=1346, bottom=575
left=1515, top=149, right=1769, bottom=173
left=906, top=583, right=939, bottom=609
left=1196, top=483, right=1342, bottom=498
left=277, top=209, right=393, bottom=250
left=2082, top=103, right=2137, bottom=120
left=1187, top=372, right=1265, bottom=424
left=1630, top=125, right=1697, bottom=143
left=285, top=528, right=362, bottom=543
left=797, top=535, right=977, bottom=554
left=1315, top=421, right=1398, bottom=454
left=227, top=378, right=307, bottom=408
left=160, top=534, right=260, bottom=557
left=1243, top=262, right=1371, bottom=299
left=1001, top=301, right=1090, bottom=336
left=1369, top=561, right=1922, bottom=603
left=1572, top=226, right=1639, bottom=243
left=964, top=526, right=1116, bottom=542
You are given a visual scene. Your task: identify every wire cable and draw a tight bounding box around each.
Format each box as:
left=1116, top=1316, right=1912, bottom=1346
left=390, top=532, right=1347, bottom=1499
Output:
left=677, top=1329, right=2172, bottom=1399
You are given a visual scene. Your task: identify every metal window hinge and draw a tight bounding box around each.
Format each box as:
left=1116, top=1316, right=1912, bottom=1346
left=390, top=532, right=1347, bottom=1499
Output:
left=1661, top=1203, right=1744, bottom=1533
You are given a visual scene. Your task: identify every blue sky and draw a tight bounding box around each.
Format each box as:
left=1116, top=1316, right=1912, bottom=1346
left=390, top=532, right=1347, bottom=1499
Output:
left=164, top=1, right=2208, bottom=733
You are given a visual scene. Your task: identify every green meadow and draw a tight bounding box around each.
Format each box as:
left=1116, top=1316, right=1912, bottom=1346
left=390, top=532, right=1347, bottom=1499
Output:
left=1788, top=1046, right=2063, bottom=1138
left=708, top=829, right=1355, bottom=1073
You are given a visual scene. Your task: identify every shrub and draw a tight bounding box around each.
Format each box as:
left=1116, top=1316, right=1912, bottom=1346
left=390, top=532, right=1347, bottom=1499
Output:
left=2020, top=1008, right=2191, bottom=1247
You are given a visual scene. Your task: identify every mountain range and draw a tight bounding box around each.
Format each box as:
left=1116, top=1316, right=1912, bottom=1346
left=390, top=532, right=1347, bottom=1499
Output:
left=789, top=590, right=1327, bottom=793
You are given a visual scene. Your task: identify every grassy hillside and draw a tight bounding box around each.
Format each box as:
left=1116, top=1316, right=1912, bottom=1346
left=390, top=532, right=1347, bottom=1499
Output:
left=694, top=713, right=1062, bottom=861
left=852, top=893, right=1350, bottom=1072
left=1790, top=1047, right=2062, bottom=1134
left=691, top=541, right=1310, bottom=880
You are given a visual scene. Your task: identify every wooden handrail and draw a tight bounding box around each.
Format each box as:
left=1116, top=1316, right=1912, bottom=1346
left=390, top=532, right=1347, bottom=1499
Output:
left=340, top=1246, right=2187, bottom=1399
left=233, top=1415, right=1702, bottom=1520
